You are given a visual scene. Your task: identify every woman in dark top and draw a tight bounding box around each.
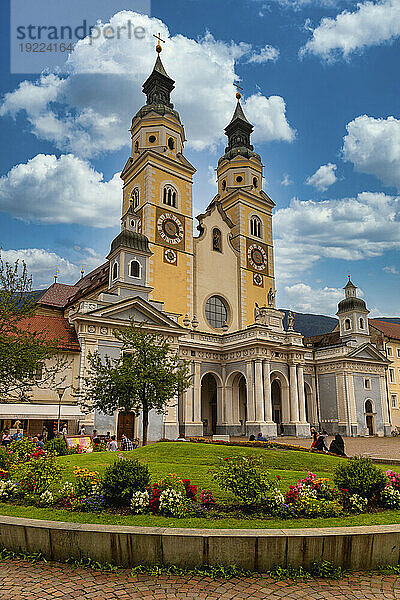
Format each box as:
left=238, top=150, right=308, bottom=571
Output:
left=310, top=427, right=318, bottom=448
left=314, top=433, right=328, bottom=452
left=329, top=434, right=345, bottom=456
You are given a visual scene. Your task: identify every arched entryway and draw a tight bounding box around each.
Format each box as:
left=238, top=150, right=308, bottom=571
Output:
left=304, top=382, right=312, bottom=424
left=117, top=412, right=136, bottom=440
left=225, top=371, right=247, bottom=435
left=365, top=399, right=375, bottom=436
left=271, top=380, right=282, bottom=428
left=201, top=373, right=218, bottom=435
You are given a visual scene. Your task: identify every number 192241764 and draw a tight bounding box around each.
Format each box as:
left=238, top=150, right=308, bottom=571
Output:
left=19, top=42, right=74, bottom=52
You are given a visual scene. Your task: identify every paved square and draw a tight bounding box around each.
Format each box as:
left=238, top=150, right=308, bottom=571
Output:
left=1, top=559, right=400, bottom=599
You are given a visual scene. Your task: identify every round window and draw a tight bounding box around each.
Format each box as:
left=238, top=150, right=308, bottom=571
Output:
left=236, top=175, right=243, bottom=183
left=205, top=295, right=228, bottom=329
left=149, top=135, right=156, bottom=143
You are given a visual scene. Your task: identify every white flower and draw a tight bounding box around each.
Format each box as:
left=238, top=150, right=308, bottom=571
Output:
left=61, top=481, right=74, bottom=495
left=0, top=480, right=19, bottom=500
left=159, top=488, right=185, bottom=517
left=131, top=490, right=149, bottom=514
left=348, top=493, right=368, bottom=513
left=381, top=486, right=400, bottom=508
left=39, top=490, right=54, bottom=506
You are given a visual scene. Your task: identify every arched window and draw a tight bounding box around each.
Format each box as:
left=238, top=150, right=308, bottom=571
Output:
left=212, top=228, right=222, bottom=252
left=162, top=185, right=177, bottom=208
left=344, top=318, right=351, bottom=330
left=250, top=215, right=262, bottom=238
left=134, top=140, right=139, bottom=153
left=167, top=137, right=175, bottom=150
left=365, top=400, right=373, bottom=414
left=221, top=180, right=227, bottom=191
left=130, top=188, right=139, bottom=209
left=360, top=317, right=365, bottom=329
left=129, top=260, right=140, bottom=278
left=253, top=177, right=258, bottom=188
left=112, top=262, right=118, bottom=280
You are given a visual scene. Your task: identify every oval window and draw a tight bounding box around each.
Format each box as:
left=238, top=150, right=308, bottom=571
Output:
left=205, top=295, right=229, bottom=329
left=149, top=135, right=156, bottom=143
left=236, top=175, right=243, bottom=183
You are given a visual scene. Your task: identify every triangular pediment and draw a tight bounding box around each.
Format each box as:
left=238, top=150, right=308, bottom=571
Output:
left=83, top=296, right=183, bottom=332
left=347, top=342, right=389, bottom=363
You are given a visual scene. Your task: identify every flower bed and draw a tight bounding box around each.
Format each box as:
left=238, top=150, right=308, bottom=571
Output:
left=188, top=436, right=333, bottom=454
left=1, top=439, right=399, bottom=522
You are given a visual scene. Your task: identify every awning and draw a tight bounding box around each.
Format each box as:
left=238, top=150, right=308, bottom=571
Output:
left=0, top=403, right=86, bottom=420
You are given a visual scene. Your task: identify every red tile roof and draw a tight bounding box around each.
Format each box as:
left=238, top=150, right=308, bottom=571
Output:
left=18, top=315, right=80, bottom=352
left=369, top=319, right=400, bottom=341
left=38, top=283, right=79, bottom=308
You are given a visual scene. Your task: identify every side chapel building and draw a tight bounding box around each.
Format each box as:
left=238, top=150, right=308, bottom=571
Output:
left=0, top=49, right=393, bottom=440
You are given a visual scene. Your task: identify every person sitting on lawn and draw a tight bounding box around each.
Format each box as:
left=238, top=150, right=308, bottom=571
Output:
left=314, top=432, right=328, bottom=453
left=120, top=434, right=136, bottom=451
left=257, top=433, right=267, bottom=442
left=329, top=434, right=345, bottom=456
left=107, top=435, right=118, bottom=451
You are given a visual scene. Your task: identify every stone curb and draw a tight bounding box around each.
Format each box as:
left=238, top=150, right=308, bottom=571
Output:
left=1, top=515, right=400, bottom=571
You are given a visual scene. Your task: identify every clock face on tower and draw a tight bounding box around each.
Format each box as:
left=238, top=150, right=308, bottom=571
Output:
left=247, top=243, right=267, bottom=271
left=157, top=212, right=184, bottom=244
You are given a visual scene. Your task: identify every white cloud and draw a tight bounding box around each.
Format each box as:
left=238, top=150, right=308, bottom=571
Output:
left=282, top=282, right=343, bottom=314
left=383, top=265, right=400, bottom=274
left=243, top=93, right=295, bottom=143
left=207, top=165, right=217, bottom=188
left=301, top=0, right=400, bottom=61
left=0, top=154, right=121, bottom=227
left=248, top=44, right=280, bottom=63
left=274, top=192, right=400, bottom=282
left=264, top=0, right=345, bottom=8
left=0, top=12, right=294, bottom=157
left=1, top=248, right=79, bottom=288
left=281, top=173, right=292, bottom=186
left=306, top=162, right=337, bottom=191
left=343, top=115, right=400, bottom=190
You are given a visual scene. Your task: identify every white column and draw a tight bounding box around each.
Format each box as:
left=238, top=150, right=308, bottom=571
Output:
left=246, top=361, right=255, bottom=422
left=254, top=359, right=264, bottom=422
left=184, top=387, right=193, bottom=423
left=297, top=365, right=307, bottom=423
left=193, top=361, right=202, bottom=423
left=263, top=361, right=273, bottom=422
left=289, top=363, right=300, bottom=423
left=380, top=374, right=390, bottom=428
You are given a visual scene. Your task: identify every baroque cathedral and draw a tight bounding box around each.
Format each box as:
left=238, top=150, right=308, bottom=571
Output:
left=1, top=47, right=392, bottom=440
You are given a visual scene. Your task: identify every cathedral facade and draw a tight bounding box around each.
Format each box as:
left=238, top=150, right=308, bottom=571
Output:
left=1, top=51, right=392, bottom=440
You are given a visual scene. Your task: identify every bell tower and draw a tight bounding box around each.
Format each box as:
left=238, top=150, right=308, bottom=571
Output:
left=216, top=85, right=276, bottom=327
left=120, top=37, right=196, bottom=323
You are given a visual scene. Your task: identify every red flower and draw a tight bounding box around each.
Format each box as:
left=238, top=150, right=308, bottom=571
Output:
left=224, top=458, right=229, bottom=461
left=276, top=475, right=281, bottom=481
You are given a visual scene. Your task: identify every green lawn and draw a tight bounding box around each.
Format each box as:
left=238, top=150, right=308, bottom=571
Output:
left=1, top=442, right=399, bottom=530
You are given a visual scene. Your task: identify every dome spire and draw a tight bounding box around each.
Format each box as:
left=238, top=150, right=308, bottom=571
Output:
left=142, top=34, right=174, bottom=109
left=222, top=82, right=254, bottom=160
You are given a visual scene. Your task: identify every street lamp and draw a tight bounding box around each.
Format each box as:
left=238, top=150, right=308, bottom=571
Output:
left=56, top=386, right=67, bottom=435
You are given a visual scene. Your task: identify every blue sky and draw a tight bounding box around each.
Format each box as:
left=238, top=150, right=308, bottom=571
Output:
left=0, top=0, right=399, bottom=317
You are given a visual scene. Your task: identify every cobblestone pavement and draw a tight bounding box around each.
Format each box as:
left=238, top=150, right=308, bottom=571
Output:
left=270, top=436, right=400, bottom=461
left=2, top=560, right=400, bottom=599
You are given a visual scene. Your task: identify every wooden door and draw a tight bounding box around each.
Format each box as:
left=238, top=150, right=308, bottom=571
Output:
left=117, top=412, right=135, bottom=440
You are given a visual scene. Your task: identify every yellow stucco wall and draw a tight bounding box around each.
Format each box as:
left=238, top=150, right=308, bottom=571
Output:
left=387, top=340, right=400, bottom=427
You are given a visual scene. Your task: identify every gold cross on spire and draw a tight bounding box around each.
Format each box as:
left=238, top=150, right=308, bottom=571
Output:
left=153, top=32, right=165, bottom=53
left=234, top=81, right=243, bottom=99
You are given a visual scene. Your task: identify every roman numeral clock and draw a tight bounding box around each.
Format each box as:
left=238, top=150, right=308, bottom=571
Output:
left=155, top=208, right=186, bottom=266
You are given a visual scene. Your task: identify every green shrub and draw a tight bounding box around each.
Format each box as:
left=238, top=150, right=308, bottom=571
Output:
left=102, top=457, right=150, bottom=506
left=44, top=438, right=68, bottom=456
left=334, top=457, right=386, bottom=500
left=294, top=497, right=343, bottom=518
left=8, top=438, right=35, bottom=462
left=15, top=454, right=63, bottom=495
left=212, top=456, right=275, bottom=505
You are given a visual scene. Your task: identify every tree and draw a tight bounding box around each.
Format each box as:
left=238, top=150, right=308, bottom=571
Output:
left=80, top=319, right=192, bottom=446
left=0, top=254, right=67, bottom=399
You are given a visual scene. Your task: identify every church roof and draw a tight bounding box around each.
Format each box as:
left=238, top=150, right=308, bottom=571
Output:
left=369, top=319, right=400, bottom=341
left=37, top=283, right=80, bottom=308
left=152, top=53, right=170, bottom=78
left=303, top=330, right=342, bottom=349
left=227, top=100, right=252, bottom=127
left=110, top=230, right=150, bottom=254
left=17, top=314, right=80, bottom=351
left=344, top=278, right=357, bottom=289
left=337, top=296, right=367, bottom=314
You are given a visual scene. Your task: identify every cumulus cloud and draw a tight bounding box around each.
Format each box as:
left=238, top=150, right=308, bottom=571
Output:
left=301, top=0, right=400, bottom=60
left=248, top=44, right=280, bottom=63
left=383, top=265, right=400, bottom=274
left=273, top=192, right=400, bottom=282
left=281, top=173, right=292, bottom=186
left=306, top=162, right=337, bottom=191
left=282, top=282, right=343, bottom=315
left=343, top=115, right=400, bottom=191
left=1, top=248, right=80, bottom=288
left=0, top=11, right=294, bottom=157
left=0, top=154, right=121, bottom=227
